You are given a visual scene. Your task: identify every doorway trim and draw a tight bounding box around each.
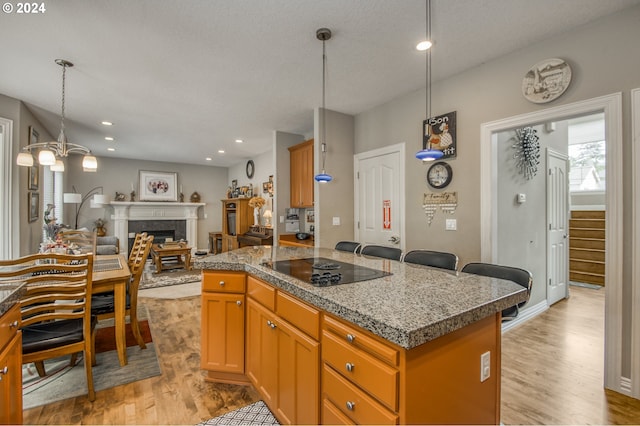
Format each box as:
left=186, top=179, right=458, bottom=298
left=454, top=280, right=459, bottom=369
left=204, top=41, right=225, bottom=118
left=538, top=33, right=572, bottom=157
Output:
left=0, top=117, right=15, bottom=260
left=480, top=93, right=624, bottom=394
left=631, top=87, right=640, bottom=398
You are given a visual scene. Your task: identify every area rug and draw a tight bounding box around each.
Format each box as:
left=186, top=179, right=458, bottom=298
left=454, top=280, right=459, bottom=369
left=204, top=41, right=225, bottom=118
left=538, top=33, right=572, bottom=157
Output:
left=197, top=400, right=280, bottom=425
left=22, top=307, right=161, bottom=409
left=140, top=267, right=201, bottom=290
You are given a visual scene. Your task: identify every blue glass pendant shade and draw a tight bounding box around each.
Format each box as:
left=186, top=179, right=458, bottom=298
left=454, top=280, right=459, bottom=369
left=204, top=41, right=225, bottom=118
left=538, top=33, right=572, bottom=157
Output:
left=314, top=172, right=333, bottom=183
left=415, top=148, right=443, bottom=161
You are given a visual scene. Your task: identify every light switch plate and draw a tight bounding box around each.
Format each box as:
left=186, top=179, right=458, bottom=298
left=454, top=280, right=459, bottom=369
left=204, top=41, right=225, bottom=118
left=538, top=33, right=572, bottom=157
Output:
left=445, top=219, right=457, bottom=230
left=332, top=217, right=341, bottom=226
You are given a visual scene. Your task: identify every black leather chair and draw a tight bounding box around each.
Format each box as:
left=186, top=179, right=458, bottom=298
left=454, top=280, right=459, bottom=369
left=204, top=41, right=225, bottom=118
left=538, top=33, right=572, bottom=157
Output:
left=335, top=241, right=362, bottom=254
left=461, top=262, right=533, bottom=321
left=403, top=250, right=459, bottom=271
left=360, top=244, right=403, bottom=261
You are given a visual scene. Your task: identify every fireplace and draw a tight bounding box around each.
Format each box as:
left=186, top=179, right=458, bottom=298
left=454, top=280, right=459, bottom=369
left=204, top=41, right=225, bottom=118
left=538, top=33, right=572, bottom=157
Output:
left=127, top=219, right=187, bottom=253
left=110, top=201, right=205, bottom=255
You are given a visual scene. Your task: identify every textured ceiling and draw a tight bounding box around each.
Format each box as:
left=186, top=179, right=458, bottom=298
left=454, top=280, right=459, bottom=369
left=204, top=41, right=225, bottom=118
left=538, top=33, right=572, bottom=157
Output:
left=1, top=0, right=638, bottom=167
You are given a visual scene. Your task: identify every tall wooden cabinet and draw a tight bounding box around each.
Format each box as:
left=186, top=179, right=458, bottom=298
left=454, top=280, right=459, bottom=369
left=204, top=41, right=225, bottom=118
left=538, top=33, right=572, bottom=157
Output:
left=289, top=139, right=314, bottom=208
left=0, top=304, right=22, bottom=425
left=221, top=198, right=254, bottom=252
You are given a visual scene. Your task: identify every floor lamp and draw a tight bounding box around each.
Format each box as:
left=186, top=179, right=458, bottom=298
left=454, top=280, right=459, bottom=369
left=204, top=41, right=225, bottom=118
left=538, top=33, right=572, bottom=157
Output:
left=63, top=186, right=109, bottom=229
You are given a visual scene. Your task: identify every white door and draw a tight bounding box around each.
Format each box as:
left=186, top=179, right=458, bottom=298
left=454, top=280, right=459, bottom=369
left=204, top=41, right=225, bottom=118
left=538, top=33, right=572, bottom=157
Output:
left=547, top=149, right=569, bottom=305
left=354, top=144, right=405, bottom=250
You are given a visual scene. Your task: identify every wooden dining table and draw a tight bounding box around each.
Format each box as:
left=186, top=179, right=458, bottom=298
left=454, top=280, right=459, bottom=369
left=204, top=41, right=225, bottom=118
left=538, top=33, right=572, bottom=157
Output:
left=92, top=254, right=131, bottom=366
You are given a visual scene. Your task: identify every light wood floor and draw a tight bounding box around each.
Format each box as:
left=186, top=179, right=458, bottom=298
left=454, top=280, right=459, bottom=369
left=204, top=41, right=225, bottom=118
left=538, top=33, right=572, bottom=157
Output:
left=23, top=286, right=640, bottom=424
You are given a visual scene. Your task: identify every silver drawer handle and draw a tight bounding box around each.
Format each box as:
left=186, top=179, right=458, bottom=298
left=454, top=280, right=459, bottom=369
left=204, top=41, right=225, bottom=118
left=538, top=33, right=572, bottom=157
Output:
left=0, top=366, right=7, bottom=380
left=345, top=362, right=355, bottom=372
left=236, top=300, right=242, bottom=306
left=219, top=280, right=225, bottom=287
left=346, top=401, right=355, bottom=411
left=346, top=333, right=355, bottom=343
left=9, top=320, right=18, bottom=328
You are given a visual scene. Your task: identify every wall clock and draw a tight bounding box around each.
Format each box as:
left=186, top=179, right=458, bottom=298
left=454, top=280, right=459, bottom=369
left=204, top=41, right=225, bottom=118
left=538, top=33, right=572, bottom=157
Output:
left=522, top=58, right=572, bottom=104
left=427, top=161, right=453, bottom=189
left=246, top=160, right=254, bottom=179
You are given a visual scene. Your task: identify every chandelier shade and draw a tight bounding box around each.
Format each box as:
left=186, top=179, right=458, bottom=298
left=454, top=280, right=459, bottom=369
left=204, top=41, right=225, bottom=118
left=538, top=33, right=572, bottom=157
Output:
left=16, top=59, right=97, bottom=172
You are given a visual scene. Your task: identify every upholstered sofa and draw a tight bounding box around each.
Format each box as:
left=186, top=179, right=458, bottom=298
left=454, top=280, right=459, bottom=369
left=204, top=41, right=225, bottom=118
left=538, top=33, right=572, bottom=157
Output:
left=96, top=236, right=119, bottom=255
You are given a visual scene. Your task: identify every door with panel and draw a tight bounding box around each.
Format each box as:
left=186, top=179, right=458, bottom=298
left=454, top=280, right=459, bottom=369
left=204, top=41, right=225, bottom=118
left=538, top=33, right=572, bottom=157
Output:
left=355, top=144, right=404, bottom=250
left=547, top=149, right=569, bottom=306
left=246, top=298, right=278, bottom=409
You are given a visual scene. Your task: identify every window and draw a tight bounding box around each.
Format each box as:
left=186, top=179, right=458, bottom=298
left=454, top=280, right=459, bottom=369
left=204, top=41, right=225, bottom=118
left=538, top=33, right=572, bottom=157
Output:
left=568, top=113, right=605, bottom=193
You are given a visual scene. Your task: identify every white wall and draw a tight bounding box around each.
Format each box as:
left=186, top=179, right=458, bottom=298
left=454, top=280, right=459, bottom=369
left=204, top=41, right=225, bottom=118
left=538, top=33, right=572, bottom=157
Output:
left=67, top=156, right=227, bottom=251
left=354, top=5, right=640, bottom=376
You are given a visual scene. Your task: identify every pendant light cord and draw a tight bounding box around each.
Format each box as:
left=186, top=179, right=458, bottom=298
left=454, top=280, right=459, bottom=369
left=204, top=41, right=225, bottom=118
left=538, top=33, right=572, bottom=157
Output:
left=321, top=36, right=327, bottom=172
left=425, top=0, right=432, bottom=149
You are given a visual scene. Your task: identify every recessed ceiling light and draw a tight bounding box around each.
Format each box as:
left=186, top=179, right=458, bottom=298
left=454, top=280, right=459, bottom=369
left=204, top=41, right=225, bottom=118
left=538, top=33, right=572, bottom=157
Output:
left=205, top=157, right=212, bottom=161
left=416, top=40, right=432, bottom=51
left=105, top=136, right=114, bottom=141
left=107, top=148, right=115, bottom=152
left=101, top=121, right=113, bottom=126
left=218, top=150, right=225, bottom=154
left=235, top=139, right=243, bottom=143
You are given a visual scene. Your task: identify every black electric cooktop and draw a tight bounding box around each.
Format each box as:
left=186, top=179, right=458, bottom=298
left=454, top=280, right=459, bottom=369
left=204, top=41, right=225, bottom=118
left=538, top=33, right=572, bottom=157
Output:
left=269, top=257, right=392, bottom=287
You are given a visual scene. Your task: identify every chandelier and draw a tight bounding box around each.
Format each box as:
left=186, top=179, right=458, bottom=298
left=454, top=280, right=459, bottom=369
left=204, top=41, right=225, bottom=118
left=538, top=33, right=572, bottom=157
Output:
left=314, top=28, right=333, bottom=183
left=415, top=0, right=444, bottom=162
left=16, top=59, right=97, bottom=172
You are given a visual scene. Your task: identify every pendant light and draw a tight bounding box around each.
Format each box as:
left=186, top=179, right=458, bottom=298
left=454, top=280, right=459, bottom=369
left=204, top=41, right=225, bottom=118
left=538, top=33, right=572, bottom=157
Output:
left=16, top=59, right=97, bottom=171
left=314, top=28, right=333, bottom=183
left=415, top=0, right=444, bottom=162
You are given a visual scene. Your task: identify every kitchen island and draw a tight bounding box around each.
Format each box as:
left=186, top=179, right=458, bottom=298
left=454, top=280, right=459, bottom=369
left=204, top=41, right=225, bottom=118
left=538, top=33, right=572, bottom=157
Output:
left=195, top=246, right=528, bottom=425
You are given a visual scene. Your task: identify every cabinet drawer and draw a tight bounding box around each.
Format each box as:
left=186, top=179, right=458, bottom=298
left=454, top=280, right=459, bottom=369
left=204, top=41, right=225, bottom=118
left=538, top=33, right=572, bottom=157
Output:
left=202, top=271, right=245, bottom=293
left=0, top=304, right=20, bottom=351
left=323, top=364, right=398, bottom=425
left=323, top=315, right=399, bottom=367
left=277, top=291, right=320, bottom=340
left=323, top=330, right=398, bottom=410
left=322, top=398, right=355, bottom=425
left=247, top=276, right=275, bottom=311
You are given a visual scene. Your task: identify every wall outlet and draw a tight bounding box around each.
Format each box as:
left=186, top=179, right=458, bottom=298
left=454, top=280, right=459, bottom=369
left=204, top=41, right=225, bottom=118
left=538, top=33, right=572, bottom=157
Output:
left=480, top=351, right=491, bottom=382
left=280, top=215, right=285, bottom=223
left=445, top=219, right=457, bottom=230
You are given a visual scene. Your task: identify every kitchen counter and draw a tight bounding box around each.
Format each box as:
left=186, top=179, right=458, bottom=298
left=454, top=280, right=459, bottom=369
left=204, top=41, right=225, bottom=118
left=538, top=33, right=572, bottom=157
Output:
left=0, top=282, right=26, bottom=316
left=194, top=246, right=527, bottom=349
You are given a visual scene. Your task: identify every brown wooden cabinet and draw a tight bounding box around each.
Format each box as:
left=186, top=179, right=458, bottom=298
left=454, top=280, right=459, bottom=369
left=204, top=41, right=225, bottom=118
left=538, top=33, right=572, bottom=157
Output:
left=0, top=304, right=22, bottom=425
left=245, top=276, right=320, bottom=425
left=200, top=271, right=248, bottom=384
left=221, top=198, right=254, bottom=252
left=289, top=139, right=314, bottom=208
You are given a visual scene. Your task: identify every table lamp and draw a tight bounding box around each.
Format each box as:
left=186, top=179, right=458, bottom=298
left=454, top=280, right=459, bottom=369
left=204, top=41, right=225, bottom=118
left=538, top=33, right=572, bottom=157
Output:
left=263, top=209, right=272, bottom=227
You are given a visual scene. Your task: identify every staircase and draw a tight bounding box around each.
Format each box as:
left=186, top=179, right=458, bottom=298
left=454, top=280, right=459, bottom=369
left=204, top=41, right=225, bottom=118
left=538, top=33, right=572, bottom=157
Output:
left=569, top=210, right=605, bottom=286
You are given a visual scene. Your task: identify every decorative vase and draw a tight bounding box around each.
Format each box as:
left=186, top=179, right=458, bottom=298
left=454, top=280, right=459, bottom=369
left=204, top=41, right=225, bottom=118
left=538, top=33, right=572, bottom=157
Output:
left=254, top=208, right=260, bottom=226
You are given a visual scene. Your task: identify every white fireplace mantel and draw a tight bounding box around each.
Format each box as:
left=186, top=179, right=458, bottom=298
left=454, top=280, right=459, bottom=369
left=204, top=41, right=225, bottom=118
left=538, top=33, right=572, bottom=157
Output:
left=110, top=201, right=205, bottom=254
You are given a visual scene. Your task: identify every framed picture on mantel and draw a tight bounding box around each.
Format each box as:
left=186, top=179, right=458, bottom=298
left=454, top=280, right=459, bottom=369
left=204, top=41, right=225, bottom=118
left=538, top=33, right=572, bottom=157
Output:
left=139, top=170, right=178, bottom=201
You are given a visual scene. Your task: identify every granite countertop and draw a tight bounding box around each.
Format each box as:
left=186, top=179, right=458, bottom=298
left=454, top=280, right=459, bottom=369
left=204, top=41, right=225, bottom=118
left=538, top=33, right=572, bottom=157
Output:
left=194, top=246, right=528, bottom=349
left=0, top=282, right=26, bottom=317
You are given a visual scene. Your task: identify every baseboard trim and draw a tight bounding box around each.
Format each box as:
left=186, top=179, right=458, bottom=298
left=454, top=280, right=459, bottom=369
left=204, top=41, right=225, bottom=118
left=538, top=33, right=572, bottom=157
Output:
left=501, top=300, right=548, bottom=333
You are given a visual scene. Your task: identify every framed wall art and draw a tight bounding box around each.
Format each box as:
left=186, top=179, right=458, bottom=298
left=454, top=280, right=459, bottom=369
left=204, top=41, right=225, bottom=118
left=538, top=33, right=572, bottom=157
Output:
left=139, top=170, right=178, bottom=201
left=423, top=111, right=457, bottom=159
left=28, top=165, right=39, bottom=190
left=28, top=191, right=39, bottom=222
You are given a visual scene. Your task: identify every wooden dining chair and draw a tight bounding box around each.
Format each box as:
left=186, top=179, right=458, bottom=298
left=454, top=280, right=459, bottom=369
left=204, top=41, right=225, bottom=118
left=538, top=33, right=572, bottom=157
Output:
left=0, top=252, right=96, bottom=401
left=91, top=234, right=154, bottom=362
left=128, top=232, right=147, bottom=266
